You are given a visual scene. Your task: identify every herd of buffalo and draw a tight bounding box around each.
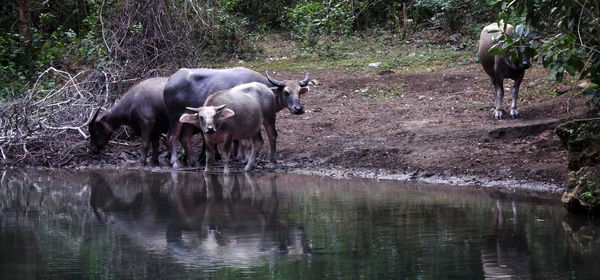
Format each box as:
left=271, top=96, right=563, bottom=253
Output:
left=88, top=22, right=532, bottom=173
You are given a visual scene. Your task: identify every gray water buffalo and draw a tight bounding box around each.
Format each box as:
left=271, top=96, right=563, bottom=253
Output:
left=179, top=82, right=277, bottom=173
left=89, top=171, right=309, bottom=268
left=163, top=67, right=309, bottom=168
left=89, top=77, right=169, bottom=165
left=478, top=23, right=531, bottom=120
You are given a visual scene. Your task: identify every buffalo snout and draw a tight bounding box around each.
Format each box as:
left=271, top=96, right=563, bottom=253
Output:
left=292, top=105, right=304, bottom=115
left=205, top=126, right=216, bottom=134
left=90, top=144, right=101, bottom=155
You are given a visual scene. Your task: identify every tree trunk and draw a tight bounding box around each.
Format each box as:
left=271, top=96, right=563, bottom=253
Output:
left=17, top=0, right=32, bottom=40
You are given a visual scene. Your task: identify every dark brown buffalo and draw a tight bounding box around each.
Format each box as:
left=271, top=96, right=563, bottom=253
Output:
left=89, top=77, right=168, bottom=165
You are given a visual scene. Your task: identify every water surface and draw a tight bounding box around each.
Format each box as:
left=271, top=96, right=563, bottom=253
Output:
left=1, top=169, right=599, bottom=279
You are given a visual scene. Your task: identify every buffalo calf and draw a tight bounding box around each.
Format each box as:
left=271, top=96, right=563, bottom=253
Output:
left=179, top=82, right=277, bottom=173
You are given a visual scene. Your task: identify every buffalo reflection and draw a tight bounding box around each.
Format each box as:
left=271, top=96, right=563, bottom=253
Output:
left=481, top=200, right=532, bottom=279
left=90, top=172, right=309, bottom=268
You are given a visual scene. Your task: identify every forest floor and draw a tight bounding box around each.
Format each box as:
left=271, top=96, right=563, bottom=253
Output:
left=88, top=63, right=588, bottom=194
left=268, top=64, right=588, bottom=193
left=61, top=32, right=594, bottom=193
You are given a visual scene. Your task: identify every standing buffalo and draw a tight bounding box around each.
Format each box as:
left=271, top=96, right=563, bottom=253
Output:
left=179, top=82, right=276, bottom=173
left=89, top=77, right=169, bottom=165
left=163, top=67, right=309, bottom=168
left=478, top=22, right=531, bottom=120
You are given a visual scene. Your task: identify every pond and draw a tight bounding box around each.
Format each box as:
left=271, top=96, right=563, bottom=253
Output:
left=0, top=169, right=599, bottom=279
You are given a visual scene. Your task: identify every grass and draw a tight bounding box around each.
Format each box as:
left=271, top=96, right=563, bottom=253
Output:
left=213, top=30, right=478, bottom=74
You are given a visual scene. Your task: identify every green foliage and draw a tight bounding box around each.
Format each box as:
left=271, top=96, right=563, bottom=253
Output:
left=487, top=22, right=538, bottom=67
left=581, top=180, right=599, bottom=204
left=412, top=0, right=496, bottom=33
left=495, top=0, right=600, bottom=107
left=220, top=0, right=297, bottom=30
left=284, top=1, right=354, bottom=46
left=0, top=0, right=105, bottom=100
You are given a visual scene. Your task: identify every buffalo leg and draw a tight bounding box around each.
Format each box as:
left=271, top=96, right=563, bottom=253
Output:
left=245, top=132, right=264, bottom=172
left=493, top=77, right=505, bottom=120
left=151, top=135, right=160, bottom=165
left=510, top=73, right=524, bottom=119
left=204, top=139, right=215, bottom=173
left=179, top=124, right=197, bottom=167
left=263, top=119, right=278, bottom=163
left=221, top=135, right=233, bottom=174
left=140, top=126, right=152, bottom=165
left=168, top=121, right=182, bottom=167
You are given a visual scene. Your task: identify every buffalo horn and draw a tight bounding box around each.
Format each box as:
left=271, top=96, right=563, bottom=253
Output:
left=186, top=107, right=201, bottom=112
left=214, top=104, right=227, bottom=112
left=265, top=70, right=285, bottom=87
left=299, top=70, right=310, bottom=87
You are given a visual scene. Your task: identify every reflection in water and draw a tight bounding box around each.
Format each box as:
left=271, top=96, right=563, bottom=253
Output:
left=89, top=172, right=310, bottom=269
left=562, top=213, right=600, bottom=255
left=3, top=170, right=600, bottom=279
left=482, top=201, right=531, bottom=279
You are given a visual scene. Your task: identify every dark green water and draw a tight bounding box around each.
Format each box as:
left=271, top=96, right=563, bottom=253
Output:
left=1, top=169, right=599, bottom=279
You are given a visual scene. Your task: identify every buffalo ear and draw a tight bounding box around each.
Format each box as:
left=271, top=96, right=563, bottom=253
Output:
left=299, top=87, right=309, bottom=95
left=179, top=113, right=200, bottom=127
left=216, top=108, right=235, bottom=121
left=269, top=87, right=280, bottom=95
left=97, top=113, right=114, bottom=133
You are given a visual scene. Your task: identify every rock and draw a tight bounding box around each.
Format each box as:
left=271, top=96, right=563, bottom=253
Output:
left=368, top=62, right=382, bottom=68
left=555, top=119, right=600, bottom=171
left=562, top=166, right=600, bottom=215
left=448, top=33, right=462, bottom=43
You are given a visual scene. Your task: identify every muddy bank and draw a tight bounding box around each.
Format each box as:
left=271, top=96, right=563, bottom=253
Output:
left=5, top=65, right=589, bottom=196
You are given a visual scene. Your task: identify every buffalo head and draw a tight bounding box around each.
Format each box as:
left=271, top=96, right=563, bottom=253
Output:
left=504, top=45, right=531, bottom=71
left=88, top=108, right=113, bottom=154
left=518, top=45, right=531, bottom=70
left=179, top=104, right=235, bottom=134
left=266, top=70, right=310, bottom=115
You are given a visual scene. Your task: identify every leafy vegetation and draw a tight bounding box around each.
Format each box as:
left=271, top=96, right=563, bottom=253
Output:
left=493, top=0, right=599, bottom=104
left=0, top=0, right=499, bottom=101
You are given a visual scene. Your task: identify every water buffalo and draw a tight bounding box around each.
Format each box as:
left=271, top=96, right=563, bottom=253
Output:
left=478, top=22, right=531, bottom=120
left=89, top=77, right=169, bottom=165
left=179, top=82, right=277, bottom=173
left=89, top=171, right=310, bottom=269
left=163, top=67, right=309, bottom=168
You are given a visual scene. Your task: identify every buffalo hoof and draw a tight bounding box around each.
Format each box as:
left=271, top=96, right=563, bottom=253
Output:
left=510, top=109, right=519, bottom=119
left=493, top=109, right=503, bottom=120
left=187, top=159, right=198, bottom=168
left=172, top=161, right=181, bottom=169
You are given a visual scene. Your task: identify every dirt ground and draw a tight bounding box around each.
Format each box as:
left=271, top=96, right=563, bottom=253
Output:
left=267, top=64, right=588, bottom=191
left=86, top=64, right=588, bottom=193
